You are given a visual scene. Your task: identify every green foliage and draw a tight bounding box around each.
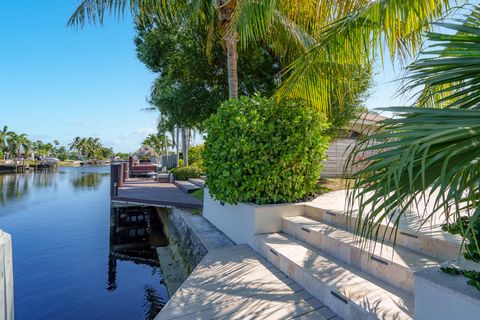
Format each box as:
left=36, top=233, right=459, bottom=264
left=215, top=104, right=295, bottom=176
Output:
left=170, top=165, right=202, bottom=181
left=191, top=188, right=204, bottom=202
left=204, top=96, right=330, bottom=205
left=115, top=153, right=131, bottom=160
left=441, top=266, right=480, bottom=292
left=142, top=133, right=171, bottom=155
left=57, top=153, right=68, bottom=161
left=135, top=21, right=281, bottom=129
left=442, top=216, right=480, bottom=263
left=328, top=66, right=373, bottom=136
left=188, top=144, right=204, bottom=170
left=347, top=9, right=480, bottom=258
left=69, top=137, right=111, bottom=160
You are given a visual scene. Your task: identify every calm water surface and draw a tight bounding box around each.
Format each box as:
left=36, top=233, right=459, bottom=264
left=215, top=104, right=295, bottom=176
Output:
left=0, top=166, right=168, bottom=320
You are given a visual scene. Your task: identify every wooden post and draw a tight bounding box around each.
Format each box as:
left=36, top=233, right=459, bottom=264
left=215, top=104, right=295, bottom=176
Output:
left=0, top=231, right=14, bottom=320
left=117, top=164, right=124, bottom=188
left=122, top=163, right=128, bottom=182
left=110, top=164, right=120, bottom=197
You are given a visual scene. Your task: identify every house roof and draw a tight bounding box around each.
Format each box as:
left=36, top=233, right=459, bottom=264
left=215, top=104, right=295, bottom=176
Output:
left=358, top=112, right=387, bottom=122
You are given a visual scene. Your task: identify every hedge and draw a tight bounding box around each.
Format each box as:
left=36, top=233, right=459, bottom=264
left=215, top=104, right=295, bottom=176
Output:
left=170, top=165, right=202, bottom=181
left=204, top=96, right=330, bottom=205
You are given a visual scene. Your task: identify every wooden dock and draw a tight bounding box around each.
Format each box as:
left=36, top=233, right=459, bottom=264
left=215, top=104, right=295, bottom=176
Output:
left=155, top=245, right=339, bottom=320
left=112, top=179, right=202, bottom=209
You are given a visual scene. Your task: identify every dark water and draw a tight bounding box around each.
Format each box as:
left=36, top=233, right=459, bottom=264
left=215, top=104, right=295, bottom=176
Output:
left=0, top=166, right=169, bottom=320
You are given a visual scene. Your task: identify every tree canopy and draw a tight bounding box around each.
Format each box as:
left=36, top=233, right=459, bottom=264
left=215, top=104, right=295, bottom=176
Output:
left=135, top=20, right=281, bottom=129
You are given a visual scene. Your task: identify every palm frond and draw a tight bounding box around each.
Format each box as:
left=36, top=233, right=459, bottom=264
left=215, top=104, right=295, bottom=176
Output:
left=272, top=0, right=451, bottom=112
left=401, top=5, right=480, bottom=108
left=348, top=107, right=480, bottom=249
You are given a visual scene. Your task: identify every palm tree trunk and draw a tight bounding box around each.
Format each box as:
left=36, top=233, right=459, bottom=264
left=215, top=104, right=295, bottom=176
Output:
left=225, top=33, right=238, bottom=99
left=182, top=128, right=189, bottom=167
left=220, top=0, right=238, bottom=99
left=175, top=128, right=180, bottom=167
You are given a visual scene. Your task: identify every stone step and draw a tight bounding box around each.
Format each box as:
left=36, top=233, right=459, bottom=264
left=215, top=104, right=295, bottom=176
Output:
left=188, top=178, right=205, bottom=188
left=282, top=216, right=439, bottom=293
left=173, top=180, right=202, bottom=193
left=304, top=203, right=464, bottom=262
left=255, top=232, right=413, bottom=320
left=157, top=173, right=170, bottom=183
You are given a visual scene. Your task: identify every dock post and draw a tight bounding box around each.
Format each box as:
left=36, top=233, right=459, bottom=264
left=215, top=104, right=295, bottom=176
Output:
left=110, top=164, right=120, bottom=197
left=117, top=164, right=124, bottom=188
left=0, top=231, right=14, bottom=320
left=122, top=163, right=128, bottom=182
left=128, top=157, right=133, bottom=178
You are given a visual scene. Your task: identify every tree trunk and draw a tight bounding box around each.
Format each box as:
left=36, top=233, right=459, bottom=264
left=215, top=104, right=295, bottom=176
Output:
left=225, top=33, right=238, bottom=99
left=175, top=128, right=180, bottom=167
left=182, top=128, right=189, bottom=167
left=220, top=0, right=238, bottom=99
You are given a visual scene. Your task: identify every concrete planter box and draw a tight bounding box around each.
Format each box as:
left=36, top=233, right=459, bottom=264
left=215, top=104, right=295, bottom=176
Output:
left=415, top=262, right=480, bottom=320
left=203, top=188, right=304, bottom=248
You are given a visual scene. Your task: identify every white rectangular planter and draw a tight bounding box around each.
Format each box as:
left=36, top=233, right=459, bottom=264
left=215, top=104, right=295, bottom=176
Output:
left=415, top=264, right=480, bottom=320
left=203, top=188, right=304, bottom=248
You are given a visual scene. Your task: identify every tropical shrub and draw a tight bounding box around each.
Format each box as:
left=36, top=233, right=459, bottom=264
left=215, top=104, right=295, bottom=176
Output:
left=188, top=145, right=205, bottom=171
left=170, top=165, right=201, bottom=181
left=204, top=96, right=330, bottom=205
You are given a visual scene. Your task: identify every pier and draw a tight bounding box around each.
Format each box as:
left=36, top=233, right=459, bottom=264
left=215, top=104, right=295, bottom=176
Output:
left=109, top=164, right=202, bottom=209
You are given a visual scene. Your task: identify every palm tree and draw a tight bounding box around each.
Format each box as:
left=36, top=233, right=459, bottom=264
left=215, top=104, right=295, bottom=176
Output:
left=69, top=137, right=104, bottom=160
left=5, top=133, right=31, bottom=159
left=0, top=126, right=13, bottom=160
left=348, top=5, right=480, bottom=258
left=68, top=0, right=450, bottom=111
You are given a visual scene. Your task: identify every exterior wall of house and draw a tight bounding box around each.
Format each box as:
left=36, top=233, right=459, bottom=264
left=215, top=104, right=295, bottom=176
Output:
left=321, top=138, right=356, bottom=178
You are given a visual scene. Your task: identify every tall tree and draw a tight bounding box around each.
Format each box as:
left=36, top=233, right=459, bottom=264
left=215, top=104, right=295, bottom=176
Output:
left=135, top=20, right=280, bottom=130
left=69, top=0, right=450, bottom=114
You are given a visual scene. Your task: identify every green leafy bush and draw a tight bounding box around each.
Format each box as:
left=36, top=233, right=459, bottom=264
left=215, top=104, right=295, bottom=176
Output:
left=204, top=96, right=330, bottom=205
left=189, top=144, right=205, bottom=170
left=170, top=165, right=202, bottom=180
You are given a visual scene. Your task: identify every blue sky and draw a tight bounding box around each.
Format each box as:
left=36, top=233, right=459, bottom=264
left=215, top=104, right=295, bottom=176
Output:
left=0, top=1, right=157, bottom=153
left=0, top=1, right=409, bottom=152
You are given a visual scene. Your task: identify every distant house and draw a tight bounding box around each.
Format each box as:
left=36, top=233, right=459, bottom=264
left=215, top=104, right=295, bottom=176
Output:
left=322, top=112, right=387, bottom=178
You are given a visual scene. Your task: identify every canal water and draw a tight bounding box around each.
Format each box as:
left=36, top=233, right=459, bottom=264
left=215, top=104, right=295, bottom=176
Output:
left=0, top=166, right=169, bottom=320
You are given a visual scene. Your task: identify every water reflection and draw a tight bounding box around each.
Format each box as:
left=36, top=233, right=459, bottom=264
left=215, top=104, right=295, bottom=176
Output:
left=70, top=172, right=108, bottom=190
left=0, top=174, right=30, bottom=204
left=1, top=167, right=170, bottom=320
left=0, top=168, right=108, bottom=205
left=109, top=206, right=169, bottom=319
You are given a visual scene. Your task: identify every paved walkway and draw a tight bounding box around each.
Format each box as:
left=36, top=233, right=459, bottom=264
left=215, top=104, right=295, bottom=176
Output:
left=155, top=245, right=339, bottom=320
left=112, top=179, right=202, bottom=208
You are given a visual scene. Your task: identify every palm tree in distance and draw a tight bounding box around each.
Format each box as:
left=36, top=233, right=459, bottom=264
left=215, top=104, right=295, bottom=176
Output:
left=68, top=0, right=451, bottom=113
left=69, top=137, right=104, bottom=160
left=7, top=133, right=31, bottom=158
left=0, top=126, right=13, bottom=159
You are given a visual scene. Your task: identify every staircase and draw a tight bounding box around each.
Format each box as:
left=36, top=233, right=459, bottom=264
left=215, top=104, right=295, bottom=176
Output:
left=254, top=203, right=463, bottom=320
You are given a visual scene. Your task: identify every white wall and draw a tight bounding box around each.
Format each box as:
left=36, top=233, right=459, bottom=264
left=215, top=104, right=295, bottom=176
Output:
left=203, top=189, right=304, bottom=248
left=415, top=267, right=480, bottom=320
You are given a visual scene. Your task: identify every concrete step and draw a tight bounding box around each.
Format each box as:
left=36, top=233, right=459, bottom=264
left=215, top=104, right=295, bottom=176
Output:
left=304, top=203, right=464, bottom=262
left=174, top=180, right=202, bottom=193
left=188, top=178, right=205, bottom=188
left=157, top=173, right=170, bottom=183
left=282, top=216, right=439, bottom=293
left=256, top=232, right=413, bottom=320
